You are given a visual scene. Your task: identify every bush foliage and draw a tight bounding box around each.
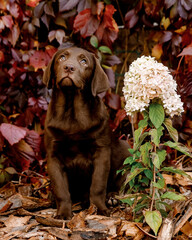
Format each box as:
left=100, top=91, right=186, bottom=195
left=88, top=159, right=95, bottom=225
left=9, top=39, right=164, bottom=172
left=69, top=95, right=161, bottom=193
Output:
left=0, top=0, right=191, bottom=186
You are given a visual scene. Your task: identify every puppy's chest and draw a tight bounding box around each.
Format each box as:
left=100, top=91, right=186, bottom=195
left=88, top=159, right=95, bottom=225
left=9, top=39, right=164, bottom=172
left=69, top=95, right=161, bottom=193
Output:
left=50, top=106, right=102, bottom=136
left=54, top=138, right=95, bottom=168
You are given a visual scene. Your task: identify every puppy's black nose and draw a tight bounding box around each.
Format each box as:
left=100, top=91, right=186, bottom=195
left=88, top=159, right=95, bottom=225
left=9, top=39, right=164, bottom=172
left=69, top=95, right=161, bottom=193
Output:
left=64, top=64, right=75, bottom=73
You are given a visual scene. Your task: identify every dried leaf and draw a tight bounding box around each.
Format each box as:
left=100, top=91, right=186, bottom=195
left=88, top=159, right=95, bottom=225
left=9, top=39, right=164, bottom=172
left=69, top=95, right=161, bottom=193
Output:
left=0, top=123, right=27, bottom=146
left=152, top=44, right=163, bottom=60
left=4, top=215, right=31, bottom=228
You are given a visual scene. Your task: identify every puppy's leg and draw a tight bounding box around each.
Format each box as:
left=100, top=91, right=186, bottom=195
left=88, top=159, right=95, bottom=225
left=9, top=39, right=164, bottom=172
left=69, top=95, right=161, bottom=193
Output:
left=47, top=157, right=72, bottom=219
left=90, top=147, right=111, bottom=216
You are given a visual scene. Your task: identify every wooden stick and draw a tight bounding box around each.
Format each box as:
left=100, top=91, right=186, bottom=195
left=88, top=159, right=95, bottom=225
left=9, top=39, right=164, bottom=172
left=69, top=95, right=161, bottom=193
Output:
left=157, top=218, right=174, bottom=240
left=174, top=202, right=192, bottom=235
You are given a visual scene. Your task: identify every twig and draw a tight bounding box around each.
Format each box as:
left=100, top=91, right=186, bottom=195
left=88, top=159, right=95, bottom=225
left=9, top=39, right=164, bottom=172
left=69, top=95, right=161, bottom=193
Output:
left=135, top=223, right=157, bottom=239
left=131, top=115, right=135, bottom=143
left=115, top=52, right=130, bottom=94
left=115, top=0, right=125, bottom=25
left=150, top=145, right=156, bottom=211
left=174, top=202, right=192, bottom=235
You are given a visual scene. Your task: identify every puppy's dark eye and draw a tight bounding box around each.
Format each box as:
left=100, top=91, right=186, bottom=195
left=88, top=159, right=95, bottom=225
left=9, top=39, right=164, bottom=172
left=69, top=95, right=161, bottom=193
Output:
left=80, top=59, right=87, bottom=65
left=59, top=55, right=66, bottom=61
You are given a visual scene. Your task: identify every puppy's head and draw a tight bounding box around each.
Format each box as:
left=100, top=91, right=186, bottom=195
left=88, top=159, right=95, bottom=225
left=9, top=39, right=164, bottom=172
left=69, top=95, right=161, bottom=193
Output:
left=43, top=47, right=109, bottom=96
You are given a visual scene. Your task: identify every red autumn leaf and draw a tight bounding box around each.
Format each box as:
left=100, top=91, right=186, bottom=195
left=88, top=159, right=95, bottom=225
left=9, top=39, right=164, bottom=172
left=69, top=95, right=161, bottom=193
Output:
left=0, top=132, right=4, bottom=151
left=73, top=8, right=100, bottom=38
left=14, top=140, right=35, bottom=162
left=44, top=1, right=55, bottom=17
left=104, top=68, right=115, bottom=89
left=185, top=56, right=192, bottom=72
left=91, top=1, right=104, bottom=16
left=45, top=46, right=57, bottom=58
left=2, top=15, right=13, bottom=29
left=178, top=44, right=192, bottom=57
left=59, top=0, right=79, bottom=12
left=7, top=25, right=20, bottom=47
left=96, top=5, right=118, bottom=46
left=0, top=50, right=4, bottom=62
left=28, top=97, right=48, bottom=111
left=105, top=92, right=121, bottom=110
left=125, top=9, right=139, bottom=29
left=26, top=0, right=40, bottom=8
left=25, top=130, right=41, bottom=153
left=0, top=0, right=6, bottom=10
left=9, top=3, right=20, bottom=18
left=29, top=50, right=50, bottom=69
left=113, top=109, right=127, bottom=130
left=160, top=31, right=173, bottom=43
left=104, top=55, right=121, bottom=66
left=48, top=29, right=65, bottom=45
left=0, top=123, right=27, bottom=146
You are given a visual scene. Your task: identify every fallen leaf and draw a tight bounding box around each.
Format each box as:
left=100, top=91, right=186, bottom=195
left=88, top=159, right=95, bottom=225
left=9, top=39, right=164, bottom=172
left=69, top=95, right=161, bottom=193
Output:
left=4, top=215, right=31, bottom=227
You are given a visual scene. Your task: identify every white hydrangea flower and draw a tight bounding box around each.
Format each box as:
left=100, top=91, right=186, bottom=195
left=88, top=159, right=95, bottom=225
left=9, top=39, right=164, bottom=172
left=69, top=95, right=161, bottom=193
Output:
left=123, top=56, right=184, bottom=117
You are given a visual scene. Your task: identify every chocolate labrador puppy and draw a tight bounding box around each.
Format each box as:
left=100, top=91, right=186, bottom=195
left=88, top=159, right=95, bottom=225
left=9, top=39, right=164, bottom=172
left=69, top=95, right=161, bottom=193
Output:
left=43, top=47, right=130, bottom=219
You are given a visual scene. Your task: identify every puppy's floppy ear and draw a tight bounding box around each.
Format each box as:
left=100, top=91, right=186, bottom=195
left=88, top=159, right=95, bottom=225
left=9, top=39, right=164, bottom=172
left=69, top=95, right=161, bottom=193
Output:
left=91, top=57, right=110, bottom=97
left=43, top=50, right=60, bottom=89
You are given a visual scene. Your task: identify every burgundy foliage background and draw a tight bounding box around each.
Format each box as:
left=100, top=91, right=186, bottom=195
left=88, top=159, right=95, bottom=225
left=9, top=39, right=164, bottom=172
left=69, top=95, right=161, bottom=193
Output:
left=0, top=0, right=191, bottom=189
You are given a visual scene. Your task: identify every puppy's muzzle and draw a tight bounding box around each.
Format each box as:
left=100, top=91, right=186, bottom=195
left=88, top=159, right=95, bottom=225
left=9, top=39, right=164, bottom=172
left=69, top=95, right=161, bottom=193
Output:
left=58, top=77, right=74, bottom=88
left=63, top=64, right=75, bottom=73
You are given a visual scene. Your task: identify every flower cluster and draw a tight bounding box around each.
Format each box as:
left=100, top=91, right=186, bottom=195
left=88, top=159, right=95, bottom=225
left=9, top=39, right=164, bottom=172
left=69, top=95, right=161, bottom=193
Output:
left=123, top=56, right=184, bottom=117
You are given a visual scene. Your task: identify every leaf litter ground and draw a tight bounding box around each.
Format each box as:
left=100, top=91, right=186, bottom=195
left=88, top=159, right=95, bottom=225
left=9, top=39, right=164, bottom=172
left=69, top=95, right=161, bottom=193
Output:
left=0, top=176, right=192, bottom=239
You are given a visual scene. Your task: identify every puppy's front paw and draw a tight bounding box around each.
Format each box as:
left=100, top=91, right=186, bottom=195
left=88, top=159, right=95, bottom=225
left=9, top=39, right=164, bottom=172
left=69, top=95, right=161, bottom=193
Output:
left=55, top=214, right=72, bottom=220
left=98, top=208, right=110, bottom=217
left=56, top=202, right=73, bottom=220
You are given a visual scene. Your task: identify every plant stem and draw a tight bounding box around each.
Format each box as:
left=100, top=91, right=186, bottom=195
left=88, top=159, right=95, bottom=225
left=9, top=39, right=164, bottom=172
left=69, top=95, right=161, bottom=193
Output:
left=131, top=115, right=135, bottom=143
left=150, top=145, right=156, bottom=211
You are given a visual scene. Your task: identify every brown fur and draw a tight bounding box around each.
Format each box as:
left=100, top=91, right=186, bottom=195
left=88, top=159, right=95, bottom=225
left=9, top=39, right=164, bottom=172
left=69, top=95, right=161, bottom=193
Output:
left=43, top=47, right=130, bottom=219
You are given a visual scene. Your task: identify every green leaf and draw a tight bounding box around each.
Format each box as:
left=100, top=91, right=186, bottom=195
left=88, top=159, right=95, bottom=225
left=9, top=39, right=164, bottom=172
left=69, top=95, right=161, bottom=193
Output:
left=131, top=162, right=143, bottom=171
left=128, top=148, right=135, bottom=155
left=140, top=142, right=153, bottom=167
left=104, top=0, right=111, bottom=4
left=124, top=168, right=146, bottom=185
left=144, top=169, right=153, bottom=180
left=149, top=126, right=164, bottom=146
left=151, top=152, right=160, bottom=169
left=149, top=103, right=165, bottom=129
left=5, top=167, right=17, bottom=174
left=0, top=171, right=5, bottom=184
left=153, top=178, right=165, bottom=189
left=164, top=141, right=192, bottom=157
left=163, top=118, right=178, bottom=142
left=120, top=198, right=134, bottom=206
left=138, top=117, right=148, bottom=128
left=161, top=167, right=189, bottom=176
left=156, top=200, right=172, bottom=210
left=144, top=210, right=162, bottom=235
left=98, top=46, right=112, bottom=54
left=90, top=35, right=98, bottom=48
left=123, top=156, right=134, bottom=165
left=161, top=192, right=186, bottom=201
left=134, top=127, right=143, bottom=145
left=157, top=149, right=166, bottom=165
left=135, top=151, right=141, bottom=158
left=151, top=150, right=166, bottom=169
left=139, top=176, right=149, bottom=185
left=134, top=132, right=149, bottom=151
